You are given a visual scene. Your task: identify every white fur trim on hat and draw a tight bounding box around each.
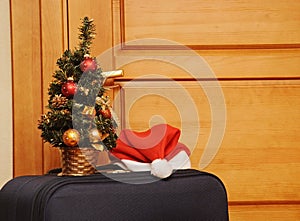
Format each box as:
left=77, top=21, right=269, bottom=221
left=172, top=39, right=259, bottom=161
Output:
left=117, top=150, right=191, bottom=178
left=168, top=151, right=191, bottom=170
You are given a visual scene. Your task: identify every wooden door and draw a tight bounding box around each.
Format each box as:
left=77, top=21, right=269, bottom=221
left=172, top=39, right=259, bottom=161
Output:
left=111, top=0, right=300, bottom=220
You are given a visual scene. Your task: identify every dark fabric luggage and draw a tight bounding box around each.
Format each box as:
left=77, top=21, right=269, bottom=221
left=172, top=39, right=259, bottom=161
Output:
left=0, top=169, right=228, bottom=221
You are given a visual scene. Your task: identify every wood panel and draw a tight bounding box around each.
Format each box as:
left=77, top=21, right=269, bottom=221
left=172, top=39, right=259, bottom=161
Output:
left=116, top=80, right=300, bottom=203
left=229, top=204, right=300, bottom=221
left=204, top=80, right=300, bottom=202
left=11, top=0, right=43, bottom=176
left=113, top=0, right=300, bottom=79
left=115, top=79, right=300, bottom=220
left=41, top=0, right=68, bottom=173
left=114, top=49, right=300, bottom=79
left=201, top=50, right=300, bottom=78
left=121, top=0, right=300, bottom=49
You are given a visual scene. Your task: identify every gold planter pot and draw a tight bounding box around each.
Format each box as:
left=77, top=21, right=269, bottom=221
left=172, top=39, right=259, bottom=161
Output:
left=60, top=148, right=98, bottom=176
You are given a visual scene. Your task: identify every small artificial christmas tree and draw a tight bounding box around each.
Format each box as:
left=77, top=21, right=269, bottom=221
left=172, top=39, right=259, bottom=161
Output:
left=38, top=17, right=118, bottom=159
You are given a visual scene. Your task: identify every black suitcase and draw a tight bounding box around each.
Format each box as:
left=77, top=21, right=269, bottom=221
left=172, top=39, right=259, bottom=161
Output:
left=0, top=169, right=228, bottom=221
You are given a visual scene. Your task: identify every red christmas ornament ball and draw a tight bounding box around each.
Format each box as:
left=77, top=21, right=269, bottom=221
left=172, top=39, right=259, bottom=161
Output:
left=99, top=109, right=112, bottom=119
left=61, top=80, right=77, bottom=98
left=80, top=57, right=97, bottom=72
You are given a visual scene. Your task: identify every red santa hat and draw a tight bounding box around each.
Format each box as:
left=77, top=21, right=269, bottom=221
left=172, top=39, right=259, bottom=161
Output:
left=110, top=124, right=191, bottom=178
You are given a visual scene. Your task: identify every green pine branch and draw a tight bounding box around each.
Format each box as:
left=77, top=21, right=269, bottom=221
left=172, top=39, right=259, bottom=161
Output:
left=78, top=17, right=96, bottom=55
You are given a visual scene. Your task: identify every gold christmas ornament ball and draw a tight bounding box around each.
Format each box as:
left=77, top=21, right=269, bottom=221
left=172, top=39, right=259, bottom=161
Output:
left=63, top=129, right=80, bottom=147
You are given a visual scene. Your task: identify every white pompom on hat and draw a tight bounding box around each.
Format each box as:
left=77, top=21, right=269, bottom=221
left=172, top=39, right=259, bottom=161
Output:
left=150, top=159, right=173, bottom=179
left=110, top=124, right=191, bottom=178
